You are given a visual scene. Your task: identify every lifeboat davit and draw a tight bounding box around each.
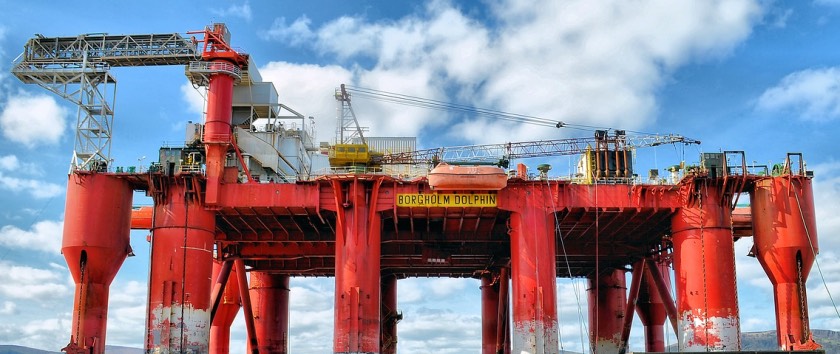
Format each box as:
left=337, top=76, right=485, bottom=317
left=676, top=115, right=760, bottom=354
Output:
left=428, top=163, right=508, bottom=190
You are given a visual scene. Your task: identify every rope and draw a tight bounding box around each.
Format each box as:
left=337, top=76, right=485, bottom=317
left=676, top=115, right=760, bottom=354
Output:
left=791, top=179, right=840, bottom=320
left=699, top=181, right=710, bottom=352
left=545, top=178, right=589, bottom=353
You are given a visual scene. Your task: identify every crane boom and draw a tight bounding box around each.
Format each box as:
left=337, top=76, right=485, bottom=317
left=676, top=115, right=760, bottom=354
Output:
left=372, top=133, right=700, bottom=166
left=11, top=24, right=243, bottom=171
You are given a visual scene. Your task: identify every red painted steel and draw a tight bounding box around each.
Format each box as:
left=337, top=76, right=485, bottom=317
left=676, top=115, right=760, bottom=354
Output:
left=130, top=206, right=153, bottom=229
left=671, top=182, right=740, bottom=351
left=204, top=67, right=235, bottom=206
left=381, top=275, right=399, bottom=354
left=210, top=260, right=241, bottom=354
left=146, top=183, right=215, bottom=352
left=236, top=259, right=259, bottom=353
left=249, top=272, right=291, bottom=353
left=496, top=268, right=511, bottom=354
left=620, top=261, right=645, bottom=352
left=428, top=163, right=508, bottom=190
left=636, top=259, right=670, bottom=352
left=750, top=176, right=821, bottom=350
left=506, top=186, right=558, bottom=354
left=587, top=269, right=626, bottom=354
left=333, top=178, right=383, bottom=353
left=481, top=274, right=500, bottom=354
left=61, top=173, right=133, bottom=354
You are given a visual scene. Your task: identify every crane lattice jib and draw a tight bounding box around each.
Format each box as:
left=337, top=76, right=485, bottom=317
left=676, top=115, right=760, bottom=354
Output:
left=372, top=134, right=700, bottom=165
left=11, top=32, right=201, bottom=172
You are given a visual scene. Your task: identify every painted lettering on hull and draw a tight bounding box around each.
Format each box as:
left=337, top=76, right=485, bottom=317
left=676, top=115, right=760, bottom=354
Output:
left=396, top=194, right=497, bottom=207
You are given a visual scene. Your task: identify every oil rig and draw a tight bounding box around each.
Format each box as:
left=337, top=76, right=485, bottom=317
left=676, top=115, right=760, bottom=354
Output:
left=11, top=24, right=826, bottom=354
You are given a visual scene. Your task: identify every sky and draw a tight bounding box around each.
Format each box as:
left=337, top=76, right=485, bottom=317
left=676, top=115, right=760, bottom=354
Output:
left=0, top=0, right=839, bottom=353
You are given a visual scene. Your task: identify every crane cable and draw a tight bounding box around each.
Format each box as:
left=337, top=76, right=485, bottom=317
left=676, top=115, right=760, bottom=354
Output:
left=345, top=85, right=666, bottom=135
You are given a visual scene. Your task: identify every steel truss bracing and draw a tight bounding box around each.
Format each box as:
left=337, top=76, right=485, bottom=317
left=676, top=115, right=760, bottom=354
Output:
left=373, top=134, right=701, bottom=165
left=12, top=33, right=197, bottom=171
left=334, top=84, right=367, bottom=144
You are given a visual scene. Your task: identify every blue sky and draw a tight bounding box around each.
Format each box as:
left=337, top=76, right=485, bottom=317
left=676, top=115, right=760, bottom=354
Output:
left=0, top=1, right=839, bottom=353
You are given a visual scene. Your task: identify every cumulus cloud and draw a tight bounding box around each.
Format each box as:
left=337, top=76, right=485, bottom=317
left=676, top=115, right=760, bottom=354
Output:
left=0, top=170, right=63, bottom=199
left=261, top=0, right=763, bottom=144
left=0, top=93, right=68, bottom=147
left=0, top=219, right=63, bottom=254
left=0, top=261, right=70, bottom=300
left=210, top=2, right=252, bottom=22
left=180, top=82, right=206, bottom=117
left=0, top=301, right=16, bottom=315
left=261, top=16, right=315, bottom=45
left=757, top=67, right=840, bottom=121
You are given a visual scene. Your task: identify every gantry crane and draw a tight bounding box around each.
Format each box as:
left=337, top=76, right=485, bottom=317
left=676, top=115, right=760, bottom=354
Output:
left=11, top=23, right=248, bottom=171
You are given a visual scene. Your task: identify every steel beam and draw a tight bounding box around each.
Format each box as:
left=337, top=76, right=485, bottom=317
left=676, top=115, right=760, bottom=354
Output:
left=637, top=259, right=670, bottom=352
left=210, top=260, right=241, bottom=354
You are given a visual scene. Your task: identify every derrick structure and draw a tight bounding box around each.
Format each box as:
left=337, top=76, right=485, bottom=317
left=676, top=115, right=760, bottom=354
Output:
left=14, top=26, right=827, bottom=354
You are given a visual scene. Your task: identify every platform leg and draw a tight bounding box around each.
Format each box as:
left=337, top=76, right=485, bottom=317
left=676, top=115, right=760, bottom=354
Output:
left=61, top=173, right=133, bottom=354
left=481, top=273, right=501, bottom=354
left=509, top=206, right=558, bottom=354
left=672, top=184, right=740, bottom=351
left=636, top=259, right=669, bottom=352
left=146, top=182, right=215, bottom=353
left=587, top=269, right=626, bottom=354
left=210, top=260, right=241, bottom=354
left=381, top=274, right=399, bottom=354
left=333, top=179, right=382, bottom=353
left=249, top=272, right=291, bottom=353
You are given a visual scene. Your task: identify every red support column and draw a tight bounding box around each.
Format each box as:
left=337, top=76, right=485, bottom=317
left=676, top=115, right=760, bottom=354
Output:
left=481, top=273, right=500, bottom=354
left=210, top=260, right=241, bottom=354
left=381, top=274, right=399, bottom=354
left=587, top=269, right=626, bottom=354
left=636, top=259, right=670, bottom=352
left=508, top=190, right=558, bottom=354
left=146, top=182, right=215, bottom=353
left=249, top=272, right=291, bottom=353
left=497, top=268, right=511, bottom=354
left=751, top=176, right=821, bottom=350
left=333, top=179, right=382, bottom=353
left=61, top=173, right=133, bottom=354
left=203, top=66, right=235, bottom=206
left=672, top=183, right=740, bottom=351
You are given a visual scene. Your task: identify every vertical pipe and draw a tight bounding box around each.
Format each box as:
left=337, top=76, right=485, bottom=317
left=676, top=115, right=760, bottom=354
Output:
left=146, top=182, right=215, bottom=353
left=333, top=179, right=382, bottom=353
left=636, top=260, right=669, bottom=352
left=645, top=259, right=678, bottom=335
left=751, top=176, right=821, bottom=350
left=509, top=194, right=558, bottom=354
left=210, top=260, right=240, bottom=354
left=481, top=274, right=500, bottom=354
left=61, top=173, right=133, bottom=353
left=381, top=274, right=399, bottom=354
left=587, top=269, right=626, bottom=354
left=672, top=184, right=740, bottom=351
left=204, top=68, right=235, bottom=206
left=249, top=272, right=291, bottom=353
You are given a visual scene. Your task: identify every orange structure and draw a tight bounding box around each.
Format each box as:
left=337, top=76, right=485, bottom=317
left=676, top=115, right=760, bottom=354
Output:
left=14, top=24, right=828, bottom=354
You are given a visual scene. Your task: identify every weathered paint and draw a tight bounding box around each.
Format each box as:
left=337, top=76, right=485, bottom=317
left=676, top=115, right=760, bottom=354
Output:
left=146, top=182, right=215, bottom=353
left=507, top=185, right=559, bottom=354
left=210, top=260, right=240, bottom=354
left=672, top=182, right=740, bottom=351
left=587, top=269, right=626, bottom=354
left=636, top=259, right=670, bottom=352
left=249, top=272, right=291, bottom=353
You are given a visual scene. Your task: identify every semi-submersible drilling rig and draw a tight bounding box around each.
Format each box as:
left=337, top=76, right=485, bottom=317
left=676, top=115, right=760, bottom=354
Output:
left=12, top=24, right=826, bottom=354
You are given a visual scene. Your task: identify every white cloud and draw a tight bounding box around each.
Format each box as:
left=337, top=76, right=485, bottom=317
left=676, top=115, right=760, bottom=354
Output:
left=0, top=154, right=18, bottom=170
left=0, top=301, right=16, bottom=315
left=757, top=67, right=840, bottom=121
left=0, top=170, right=63, bottom=199
left=261, top=16, right=315, bottom=45
left=210, top=2, right=252, bottom=22
left=0, top=261, right=70, bottom=300
left=262, top=0, right=763, bottom=145
left=0, top=154, right=45, bottom=175
left=0, top=219, right=63, bottom=254
left=0, top=93, right=68, bottom=147
left=180, top=81, right=206, bottom=117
